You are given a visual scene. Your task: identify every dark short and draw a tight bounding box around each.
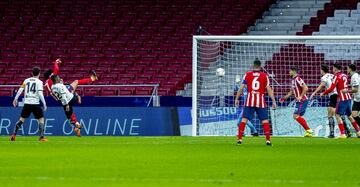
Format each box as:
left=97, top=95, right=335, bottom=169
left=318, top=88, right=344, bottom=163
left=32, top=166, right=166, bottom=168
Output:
left=66, top=84, right=74, bottom=93
left=62, top=95, right=78, bottom=120
left=352, top=101, right=360, bottom=111
left=242, top=106, right=268, bottom=121
left=328, top=94, right=338, bottom=108
left=21, top=104, right=44, bottom=119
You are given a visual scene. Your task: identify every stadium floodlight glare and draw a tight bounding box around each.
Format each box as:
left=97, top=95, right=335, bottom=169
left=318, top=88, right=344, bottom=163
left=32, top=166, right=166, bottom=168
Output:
left=192, top=35, right=360, bottom=136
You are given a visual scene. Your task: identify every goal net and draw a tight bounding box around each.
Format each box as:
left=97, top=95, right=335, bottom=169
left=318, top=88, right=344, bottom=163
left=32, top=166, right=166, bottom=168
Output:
left=192, top=36, right=360, bottom=137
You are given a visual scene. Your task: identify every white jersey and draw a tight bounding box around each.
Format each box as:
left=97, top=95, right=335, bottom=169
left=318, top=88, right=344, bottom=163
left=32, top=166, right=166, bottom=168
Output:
left=21, top=77, right=44, bottom=105
left=350, top=72, right=360, bottom=102
left=321, top=73, right=337, bottom=96
left=51, top=83, right=74, bottom=105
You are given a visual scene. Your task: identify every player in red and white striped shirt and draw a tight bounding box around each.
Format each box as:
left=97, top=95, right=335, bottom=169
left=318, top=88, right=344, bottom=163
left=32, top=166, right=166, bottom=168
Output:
left=235, top=59, right=277, bottom=146
left=279, top=67, right=313, bottom=137
left=321, top=63, right=360, bottom=138
left=44, top=59, right=61, bottom=101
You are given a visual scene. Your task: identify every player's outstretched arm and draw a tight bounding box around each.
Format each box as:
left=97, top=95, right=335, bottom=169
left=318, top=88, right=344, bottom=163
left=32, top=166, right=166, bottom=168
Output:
left=235, top=84, right=245, bottom=108
left=53, top=59, right=61, bottom=75
left=39, top=91, right=47, bottom=112
left=322, top=80, right=336, bottom=96
left=266, top=86, right=277, bottom=109
left=279, top=89, right=293, bottom=103
left=342, top=85, right=358, bottom=94
left=310, top=82, right=325, bottom=99
left=13, top=86, right=24, bottom=107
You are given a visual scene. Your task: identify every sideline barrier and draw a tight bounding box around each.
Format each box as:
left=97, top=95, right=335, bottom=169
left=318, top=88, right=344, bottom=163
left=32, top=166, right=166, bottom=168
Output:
left=0, top=107, right=180, bottom=136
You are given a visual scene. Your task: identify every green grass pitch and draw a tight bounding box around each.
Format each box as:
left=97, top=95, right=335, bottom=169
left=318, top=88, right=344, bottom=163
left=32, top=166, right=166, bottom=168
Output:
left=0, top=136, right=359, bottom=187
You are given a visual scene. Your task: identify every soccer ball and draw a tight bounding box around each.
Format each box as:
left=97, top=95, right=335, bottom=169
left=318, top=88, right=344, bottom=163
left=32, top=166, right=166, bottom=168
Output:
left=216, top=68, right=225, bottom=77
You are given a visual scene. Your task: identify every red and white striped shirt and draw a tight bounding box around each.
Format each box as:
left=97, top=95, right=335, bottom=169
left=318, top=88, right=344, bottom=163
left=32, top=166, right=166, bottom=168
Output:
left=45, top=79, right=53, bottom=95
left=45, top=61, right=59, bottom=97
left=242, top=71, right=269, bottom=108
left=292, top=75, right=308, bottom=101
left=323, top=72, right=352, bottom=101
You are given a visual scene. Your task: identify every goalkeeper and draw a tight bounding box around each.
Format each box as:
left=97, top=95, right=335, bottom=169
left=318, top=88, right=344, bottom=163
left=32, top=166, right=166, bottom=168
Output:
left=234, top=75, right=259, bottom=136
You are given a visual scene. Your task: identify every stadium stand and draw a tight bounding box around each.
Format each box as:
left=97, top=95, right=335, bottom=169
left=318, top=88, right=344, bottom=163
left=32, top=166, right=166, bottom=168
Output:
left=298, top=0, right=359, bottom=35
left=264, top=0, right=360, bottom=95
left=248, top=0, right=330, bottom=35
left=0, top=0, right=276, bottom=96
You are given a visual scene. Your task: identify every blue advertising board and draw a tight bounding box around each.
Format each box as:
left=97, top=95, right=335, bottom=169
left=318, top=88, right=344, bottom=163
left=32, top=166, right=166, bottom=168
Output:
left=0, top=107, right=179, bottom=136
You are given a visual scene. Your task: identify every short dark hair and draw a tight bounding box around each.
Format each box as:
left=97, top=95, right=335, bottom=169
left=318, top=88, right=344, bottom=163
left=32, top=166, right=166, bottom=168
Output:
left=253, top=59, right=261, bottom=68
left=321, top=64, right=329, bottom=73
left=290, top=66, right=297, bottom=72
left=32, top=67, right=41, bottom=76
left=44, top=69, right=53, bottom=80
left=333, top=63, right=342, bottom=71
left=50, top=74, right=58, bottom=83
left=348, top=64, right=356, bottom=72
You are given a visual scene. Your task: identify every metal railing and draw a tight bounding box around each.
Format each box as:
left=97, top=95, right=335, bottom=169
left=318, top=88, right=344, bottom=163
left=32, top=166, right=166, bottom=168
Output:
left=0, top=84, right=160, bottom=107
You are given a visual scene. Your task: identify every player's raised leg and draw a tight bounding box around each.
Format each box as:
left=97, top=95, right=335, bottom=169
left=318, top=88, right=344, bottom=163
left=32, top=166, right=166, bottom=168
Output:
left=70, top=70, right=98, bottom=91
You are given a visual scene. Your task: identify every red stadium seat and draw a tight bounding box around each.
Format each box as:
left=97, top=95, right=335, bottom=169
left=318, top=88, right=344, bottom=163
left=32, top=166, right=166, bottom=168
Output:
left=0, top=88, right=14, bottom=96
left=0, top=0, right=276, bottom=96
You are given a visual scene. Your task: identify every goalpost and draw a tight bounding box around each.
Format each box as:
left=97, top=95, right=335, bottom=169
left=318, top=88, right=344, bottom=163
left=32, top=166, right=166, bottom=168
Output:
left=192, top=35, right=360, bottom=137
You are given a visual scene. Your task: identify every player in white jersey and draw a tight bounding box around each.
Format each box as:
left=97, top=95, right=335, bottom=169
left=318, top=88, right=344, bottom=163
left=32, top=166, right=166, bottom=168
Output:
left=11, top=67, right=47, bottom=141
left=51, top=71, right=97, bottom=137
left=343, top=64, right=360, bottom=138
left=310, top=65, right=338, bottom=138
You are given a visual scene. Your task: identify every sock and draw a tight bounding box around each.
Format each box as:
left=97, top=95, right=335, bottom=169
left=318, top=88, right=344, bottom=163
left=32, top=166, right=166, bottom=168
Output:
left=344, top=122, right=350, bottom=134
left=71, top=113, right=77, bottom=124
left=78, top=78, right=93, bottom=85
left=328, top=117, right=335, bottom=134
left=338, top=123, right=345, bottom=135
left=354, top=116, right=360, bottom=126
left=263, top=122, right=271, bottom=141
left=39, top=122, right=45, bottom=138
left=13, top=120, right=23, bottom=134
left=351, top=121, right=360, bottom=132
left=238, top=122, right=246, bottom=140
left=296, top=116, right=310, bottom=130
left=341, top=116, right=350, bottom=134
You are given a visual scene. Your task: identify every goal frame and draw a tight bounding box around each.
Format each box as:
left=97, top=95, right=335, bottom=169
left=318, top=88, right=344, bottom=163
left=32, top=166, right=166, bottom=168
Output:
left=192, top=35, right=360, bottom=136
